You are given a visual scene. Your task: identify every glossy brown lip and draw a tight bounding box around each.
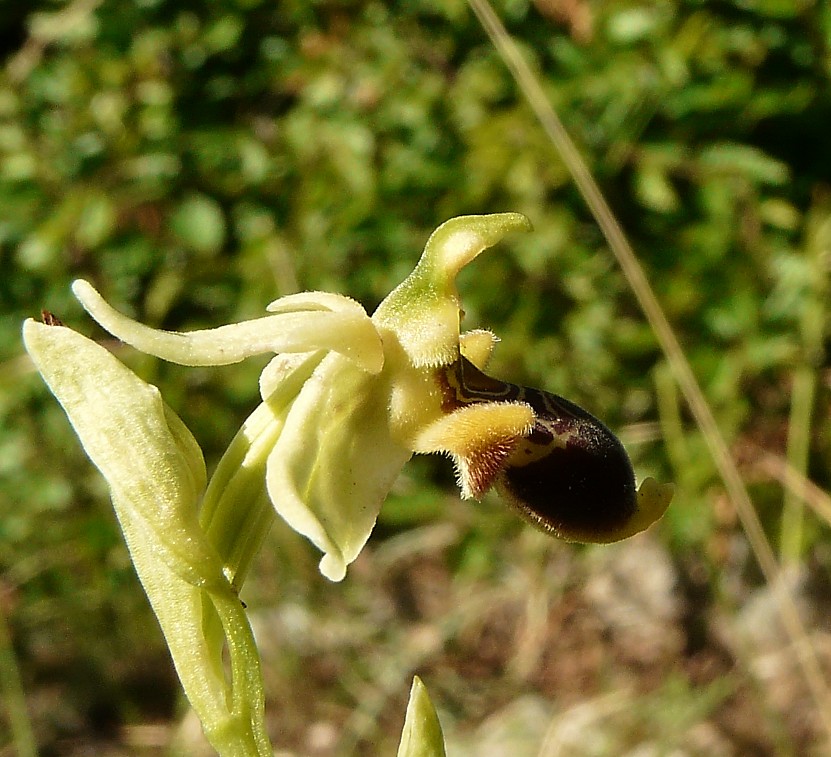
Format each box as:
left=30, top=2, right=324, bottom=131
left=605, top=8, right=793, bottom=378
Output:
left=442, top=355, right=639, bottom=541
left=498, top=418, right=637, bottom=541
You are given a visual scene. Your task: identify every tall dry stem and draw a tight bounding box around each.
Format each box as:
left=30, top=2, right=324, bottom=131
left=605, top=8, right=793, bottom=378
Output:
left=467, top=0, right=831, bottom=747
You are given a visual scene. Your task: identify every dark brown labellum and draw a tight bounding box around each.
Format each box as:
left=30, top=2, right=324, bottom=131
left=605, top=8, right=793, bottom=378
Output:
left=445, top=356, right=637, bottom=541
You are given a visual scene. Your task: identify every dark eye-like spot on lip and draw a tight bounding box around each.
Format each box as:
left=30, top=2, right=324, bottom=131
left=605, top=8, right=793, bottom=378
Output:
left=499, top=418, right=637, bottom=540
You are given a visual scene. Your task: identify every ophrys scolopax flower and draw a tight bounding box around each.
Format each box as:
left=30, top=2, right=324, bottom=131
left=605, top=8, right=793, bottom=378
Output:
left=23, top=213, right=672, bottom=754
left=26, top=212, right=672, bottom=582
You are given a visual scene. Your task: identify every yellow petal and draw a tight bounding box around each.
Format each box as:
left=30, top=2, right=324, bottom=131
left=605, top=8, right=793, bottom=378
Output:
left=459, top=329, right=499, bottom=369
left=413, top=401, right=534, bottom=498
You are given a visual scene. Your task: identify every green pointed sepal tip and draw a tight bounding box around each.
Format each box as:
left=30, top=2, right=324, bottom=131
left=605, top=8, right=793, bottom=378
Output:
left=418, top=212, right=532, bottom=282
left=374, top=213, right=532, bottom=368
left=396, top=676, right=447, bottom=757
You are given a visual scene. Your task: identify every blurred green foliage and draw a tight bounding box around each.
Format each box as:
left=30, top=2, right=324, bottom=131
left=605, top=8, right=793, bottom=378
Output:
left=2, top=0, right=831, bottom=753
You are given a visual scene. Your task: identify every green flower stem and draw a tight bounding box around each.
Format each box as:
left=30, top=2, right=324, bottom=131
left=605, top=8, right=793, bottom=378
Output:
left=112, top=494, right=272, bottom=755
left=0, top=606, right=38, bottom=757
left=206, top=587, right=272, bottom=756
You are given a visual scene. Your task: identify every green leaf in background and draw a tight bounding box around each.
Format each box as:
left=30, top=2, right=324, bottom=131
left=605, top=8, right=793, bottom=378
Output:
left=170, top=192, right=227, bottom=256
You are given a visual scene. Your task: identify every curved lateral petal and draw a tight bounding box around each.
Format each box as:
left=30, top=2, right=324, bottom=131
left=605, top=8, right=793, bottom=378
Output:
left=413, top=401, right=534, bottom=498
left=459, top=329, right=499, bottom=370
left=265, top=353, right=412, bottom=581
left=72, top=280, right=384, bottom=373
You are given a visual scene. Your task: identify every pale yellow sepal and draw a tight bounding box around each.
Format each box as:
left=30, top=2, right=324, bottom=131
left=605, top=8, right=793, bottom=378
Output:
left=265, top=352, right=412, bottom=581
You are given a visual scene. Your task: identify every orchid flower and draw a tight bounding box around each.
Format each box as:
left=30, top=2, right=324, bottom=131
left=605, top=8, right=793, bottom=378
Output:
left=22, top=213, right=672, bottom=754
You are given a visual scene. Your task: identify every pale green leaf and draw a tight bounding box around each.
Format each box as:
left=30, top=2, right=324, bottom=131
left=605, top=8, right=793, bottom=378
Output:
left=22, top=320, right=222, bottom=587
left=397, top=677, right=447, bottom=757
left=23, top=320, right=272, bottom=754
